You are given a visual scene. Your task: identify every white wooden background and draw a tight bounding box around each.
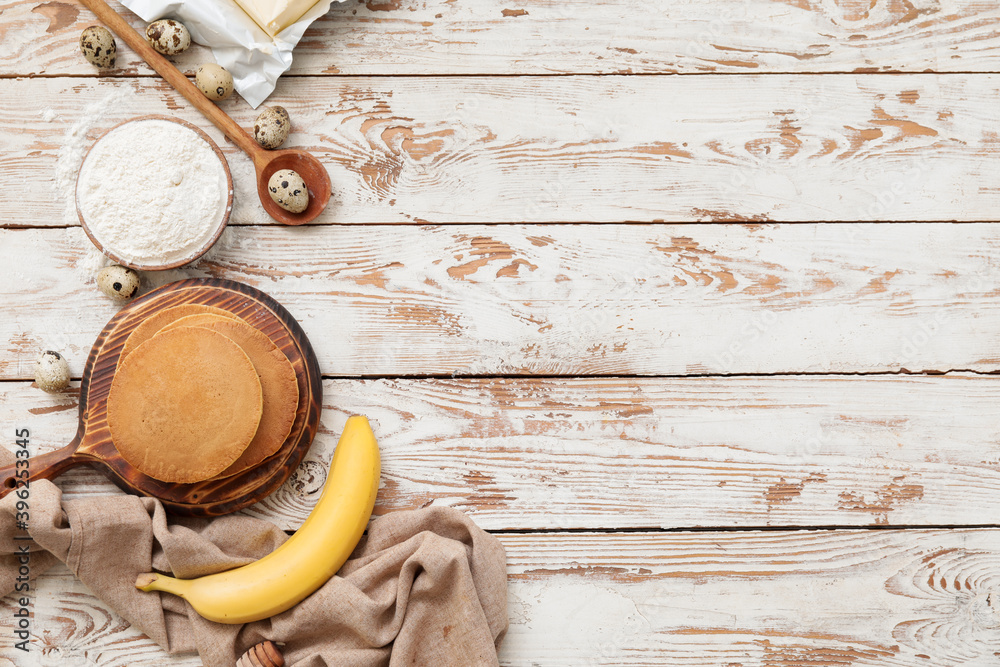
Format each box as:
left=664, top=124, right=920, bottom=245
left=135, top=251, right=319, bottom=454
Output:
left=3, top=0, right=1000, bottom=665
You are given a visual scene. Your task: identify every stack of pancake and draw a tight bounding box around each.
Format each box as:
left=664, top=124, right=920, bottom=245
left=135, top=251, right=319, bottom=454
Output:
left=106, top=305, right=299, bottom=484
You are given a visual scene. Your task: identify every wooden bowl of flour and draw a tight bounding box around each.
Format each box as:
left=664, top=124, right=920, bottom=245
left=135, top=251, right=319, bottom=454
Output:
left=77, top=115, right=234, bottom=271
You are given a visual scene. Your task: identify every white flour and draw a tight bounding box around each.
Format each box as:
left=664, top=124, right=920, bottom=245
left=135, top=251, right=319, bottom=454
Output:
left=228, top=150, right=271, bottom=225
left=55, top=87, right=136, bottom=228
left=76, top=118, right=230, bottom=267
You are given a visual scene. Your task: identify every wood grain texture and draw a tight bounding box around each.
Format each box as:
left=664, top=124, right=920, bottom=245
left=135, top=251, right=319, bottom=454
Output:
left=502, top=529, right=1000, bottom=666
left=4, top=2, right=999, bottom=665
left=0, top=566, right=203, bottom=666
left=3, top=76, right=1000, bottom=225
left=5, top=374, right=1000, bottom=530
left=4, top=0, right=1000, bottom=76
left=3, top=530, right=1000, bottom=665
left=4, top=224, right=1000, bottom=379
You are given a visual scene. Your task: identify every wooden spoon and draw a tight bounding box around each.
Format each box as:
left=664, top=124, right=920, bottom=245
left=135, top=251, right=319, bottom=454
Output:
left=80, top=0, right=331, bottom=225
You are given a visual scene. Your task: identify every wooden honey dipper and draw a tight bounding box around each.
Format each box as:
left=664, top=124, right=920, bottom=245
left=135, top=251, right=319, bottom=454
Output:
left=237, top=640, right=285, bottom=667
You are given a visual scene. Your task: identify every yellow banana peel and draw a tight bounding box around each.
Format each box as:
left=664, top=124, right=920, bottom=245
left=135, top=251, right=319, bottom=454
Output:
left=136, top=415, right=381, bottom=624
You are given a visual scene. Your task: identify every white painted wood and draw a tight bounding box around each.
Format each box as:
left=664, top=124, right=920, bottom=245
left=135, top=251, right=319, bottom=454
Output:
left=4, top=374, right=1000, bottom=531
left=5, top=0, right=1000, bottom=76
left=0, top=566, right=202, bottom=665
left=3, top=530, right=1000, bottom=665
left=2, top=76, right=999, bottom=225
left=3, top=224, right=1000, bottom=379
left=4, top=3, right=999, bottom=666
left=500, top=529, right=1000, bottom=666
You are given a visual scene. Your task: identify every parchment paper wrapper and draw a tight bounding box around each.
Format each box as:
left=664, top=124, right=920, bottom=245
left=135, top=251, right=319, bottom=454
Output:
left=121, top=0, right=342, bottom=108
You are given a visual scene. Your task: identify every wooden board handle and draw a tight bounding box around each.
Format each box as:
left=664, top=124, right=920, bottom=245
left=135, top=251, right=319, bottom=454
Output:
left=0, top=440, right=88, bottom=499
left=79, top=0, right=263, bottom=160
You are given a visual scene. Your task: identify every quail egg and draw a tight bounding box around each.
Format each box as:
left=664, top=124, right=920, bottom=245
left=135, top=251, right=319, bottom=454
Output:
left=254, top=106, right=291, bottom=150
left=35, top=351, right=70, bottom=393
left=146, top=19, right=191, bottom=56
left=80, top=26, right=117, bottom=69
left=195, top=63, right=234, bottom=101
left=268, top=169, right=309, bottom=214
left=97, top=264, right=140, bottom=302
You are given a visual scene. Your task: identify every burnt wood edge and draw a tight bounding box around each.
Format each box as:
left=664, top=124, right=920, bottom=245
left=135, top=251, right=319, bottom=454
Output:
left=81, top=278, right=323, bottom=515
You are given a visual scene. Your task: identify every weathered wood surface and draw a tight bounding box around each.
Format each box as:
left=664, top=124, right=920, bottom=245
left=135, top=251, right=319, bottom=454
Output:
left=5, top=374, right=1000, bottom=531
left=5, top=1, right=999, bottom=664
left=3, top=529, right=1000, bottom=665
left=4, top=224, right=1000, bottom=379
left=3, top=76, right=1000, bottom=225
left=5, top=0, right=1000, bottom=76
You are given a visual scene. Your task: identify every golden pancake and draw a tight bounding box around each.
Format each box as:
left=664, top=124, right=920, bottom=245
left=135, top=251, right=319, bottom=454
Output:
left=156, top=313, right=236, bottom=335
left=159, top=317, right=299, bottom=477
left=118, top=304, right=242, bottom=366
left=107, top=327, right=263, bottom=483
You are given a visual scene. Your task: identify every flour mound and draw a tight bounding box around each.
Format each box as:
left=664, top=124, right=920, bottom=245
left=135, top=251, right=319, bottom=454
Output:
left=77, top=119, right=229, bottom=267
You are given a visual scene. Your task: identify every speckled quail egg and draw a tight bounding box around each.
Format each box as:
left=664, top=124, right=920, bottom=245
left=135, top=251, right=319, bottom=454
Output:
left=146, top=19, right=191, bottom=56
left=80, top=26, right=117, bottom=69
left=35, top=351, right=70, bottom=393
left=268, top=169, right=309, bottom=213
left=96, top=264, right=140, bottom=302
left=195, top=63, right=234, bottom=101
left=254, top=106, right=291, bottom=150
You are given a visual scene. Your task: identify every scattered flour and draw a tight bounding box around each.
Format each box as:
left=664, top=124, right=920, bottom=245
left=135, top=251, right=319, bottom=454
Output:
left=54, top=87, right=137, bottom=228
left=76, top=118, right=230, bottom=267
left=139, top=227, right=237, bottom=291
left=53, top=87, right=258, bottom=283
left=228, top=150, right=271, bottom=225
left=75, top=245, right=116, bottom=283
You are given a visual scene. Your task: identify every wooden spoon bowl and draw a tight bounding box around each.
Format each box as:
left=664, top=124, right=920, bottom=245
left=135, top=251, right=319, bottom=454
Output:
left=81, top=0, right=331, bottom=225
left=256, top=150, right=332, bottom=224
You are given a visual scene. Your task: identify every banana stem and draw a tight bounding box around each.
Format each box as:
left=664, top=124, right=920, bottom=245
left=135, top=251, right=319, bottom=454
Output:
left=135, top=572, right=193, bottom=598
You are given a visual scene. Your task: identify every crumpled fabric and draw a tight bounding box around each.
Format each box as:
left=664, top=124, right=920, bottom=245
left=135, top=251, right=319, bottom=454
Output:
left=0, top=447, right=507, bottom=666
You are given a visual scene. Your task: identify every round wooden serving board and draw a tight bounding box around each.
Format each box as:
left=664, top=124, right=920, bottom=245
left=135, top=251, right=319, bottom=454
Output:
left=0, top=279, right=322, bottom=516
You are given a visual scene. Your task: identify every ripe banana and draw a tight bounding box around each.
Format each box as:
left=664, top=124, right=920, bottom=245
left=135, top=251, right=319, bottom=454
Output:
left=135, top=415, right=381, bottom=624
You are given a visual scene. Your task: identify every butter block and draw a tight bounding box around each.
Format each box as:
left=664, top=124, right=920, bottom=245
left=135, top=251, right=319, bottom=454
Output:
left=232, top=0, right=322, bottom=37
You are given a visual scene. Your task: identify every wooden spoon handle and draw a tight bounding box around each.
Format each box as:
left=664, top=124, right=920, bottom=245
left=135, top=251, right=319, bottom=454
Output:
left=0, top=440, right=88, bottom=499
left=79, top=0, right=263, bottom=159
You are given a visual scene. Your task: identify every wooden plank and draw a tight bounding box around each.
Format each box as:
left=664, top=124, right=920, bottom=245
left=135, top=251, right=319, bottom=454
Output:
left=5, top=0, right=1000, bottom=76
left=3, top=224, right=1000, bottom=379
left=3, top=75, right=1000, bottom=225
left=5, top=374, right=1000, bottom=531
left=0, top=564, right=202, bottom=666
left=502, top=529, right=1000, bottom=666
left=3, top=530, right=1000, bottom=665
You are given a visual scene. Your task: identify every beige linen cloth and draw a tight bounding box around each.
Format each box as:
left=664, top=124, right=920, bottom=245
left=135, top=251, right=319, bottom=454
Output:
left=0, top=456, right=508, bottom=666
